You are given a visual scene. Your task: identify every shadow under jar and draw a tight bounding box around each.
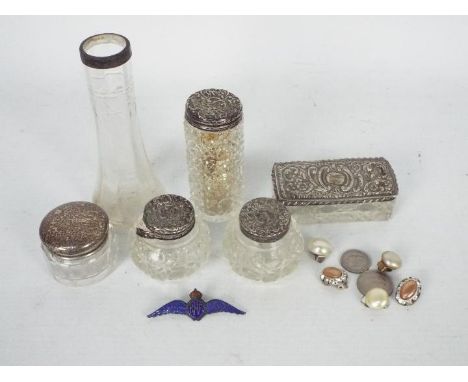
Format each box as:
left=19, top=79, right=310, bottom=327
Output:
left=184, top=89, right=244, bottom=223
left=223, top=197, right=304, bottom=282
left=132, top=194, right=211, bottom=280
left=39, top=201, right=114, bottom=286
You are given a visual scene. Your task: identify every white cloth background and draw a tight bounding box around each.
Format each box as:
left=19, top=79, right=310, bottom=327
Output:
left=1, top=16, right=467, bottom=365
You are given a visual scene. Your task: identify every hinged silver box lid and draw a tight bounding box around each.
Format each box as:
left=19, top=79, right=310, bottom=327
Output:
left=272, top=158, right=398, bottom=206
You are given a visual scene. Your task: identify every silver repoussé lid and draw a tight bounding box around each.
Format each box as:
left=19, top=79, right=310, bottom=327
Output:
left=239, top=197, right=291, bottom=243
left=39, top=201, right=109, bottom=258
left=185, top=88, right=243, bottom=132
left=272, top=158, right=398, bottom=206
left=137, top=194, right=196, bottom=240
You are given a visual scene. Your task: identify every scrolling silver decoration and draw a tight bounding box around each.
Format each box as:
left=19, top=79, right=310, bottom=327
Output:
left=185, top=89, right=243, bottom=131
left=272, top=158, right=398, bottom=206
left=272, top=158, right=398, bottom=224
left=239, top=197, right=291, bottom=243
left=137, top=194, right=195, bottom=240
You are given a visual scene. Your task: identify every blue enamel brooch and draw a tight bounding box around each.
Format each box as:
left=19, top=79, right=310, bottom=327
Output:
left=147, top=289, right=246, bottom=321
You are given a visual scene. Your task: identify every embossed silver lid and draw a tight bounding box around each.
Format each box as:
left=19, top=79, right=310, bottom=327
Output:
left=239, top=197, right=291, bottom=243
left=185, top=88, right=243, bottom=131
left=39, top=201, right=109, bottom=258
left=137, top=194, right=196, bottom=240
left=272, top=158, right=398, bottom=206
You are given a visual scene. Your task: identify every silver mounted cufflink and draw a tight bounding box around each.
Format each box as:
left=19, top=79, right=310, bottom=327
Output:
left=377, top=251, right=402, bottom=272
left=395, top=277, right=421, bottom=306
left=320, top=267, right=348, bottom=289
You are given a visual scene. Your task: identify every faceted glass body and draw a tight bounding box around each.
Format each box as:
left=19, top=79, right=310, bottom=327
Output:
left=223, top=218, right=304, bottom=282
left=287, top=200, right=394, bottom=224
left=83, top=35, right=163, bottom=228
left=184, top=120, right=244, bottom=223
left=132, top=220, right=211, bottom=280
left=42, top=232, right=114, bottom=286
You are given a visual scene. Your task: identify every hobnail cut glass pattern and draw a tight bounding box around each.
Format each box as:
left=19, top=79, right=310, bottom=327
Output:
left=288, top=200, right=394, bottom=224
left=223, top=218, right=304, bottom=282
left=42, top=231, right=114, bottom=286
left=132, top=220, right=211, bottom=280
left=184, top=120, right=244, bottom=223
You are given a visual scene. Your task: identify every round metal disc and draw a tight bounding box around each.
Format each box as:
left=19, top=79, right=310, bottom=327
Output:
left=239, top=197, right=291, bottom=243
left=140, top=194, right=195, bottom=240
left=357, top=270, right=394, bottom=296
left=340, top=249, right=371, bottom=274
left=39, top=201, right=109, bottom=258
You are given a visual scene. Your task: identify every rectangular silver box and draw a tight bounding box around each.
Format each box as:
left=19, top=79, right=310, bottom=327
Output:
left=272, top=158, right=398, bottom=224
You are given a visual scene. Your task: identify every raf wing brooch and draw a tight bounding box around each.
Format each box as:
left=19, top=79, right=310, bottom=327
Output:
left=147, top=289, right=246, bottom=321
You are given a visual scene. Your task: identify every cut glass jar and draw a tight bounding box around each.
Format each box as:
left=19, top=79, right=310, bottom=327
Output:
left=272, top=158, right=398, bottom=224
left=39, top=201, right=114, bottom=286
left=132, top=194, right=211, bottom=280
left=223, top=197, right=304, bottom=282
left=184, top=89, right=244, bottom=223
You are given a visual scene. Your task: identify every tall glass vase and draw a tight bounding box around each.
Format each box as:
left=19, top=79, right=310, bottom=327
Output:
left=79, top=33, right=164, bottom=228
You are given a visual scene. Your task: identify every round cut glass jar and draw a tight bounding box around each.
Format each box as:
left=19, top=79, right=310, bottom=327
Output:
left=132, top=194, right=211, bottom=280
left=223, top=197, right=304, bottom=282
left=39, top=202, right=114, bottom=286
left=184, top=89, right=244, bottom=223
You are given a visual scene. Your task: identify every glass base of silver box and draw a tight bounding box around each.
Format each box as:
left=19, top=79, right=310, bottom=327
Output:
left=288, top=200, right=394, bottom=225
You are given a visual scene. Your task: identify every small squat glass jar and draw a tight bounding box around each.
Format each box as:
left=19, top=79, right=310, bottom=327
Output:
left=132, top=194, right=211, bottom=280
left=39, top=201, right=114, bottom=286
left=223, top=197, right=304, bottom=282
left=184, top=89, right=244, bottom=223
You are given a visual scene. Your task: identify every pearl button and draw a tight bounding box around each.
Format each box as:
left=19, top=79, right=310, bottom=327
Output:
left=362, top=287, right=390, bottom=309
left=377, top=251, right=402, bottom=272
left=307, top=238, right=332, bottom=263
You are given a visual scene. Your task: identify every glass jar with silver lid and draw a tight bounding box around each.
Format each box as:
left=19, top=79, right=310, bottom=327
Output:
left=272, top=158, right=399, bottom=224
left=39, top=201, right=114, bottom=286
left=223, top=197, right=304, bottom=282
left=184, top=89, right=244, bottom=223
left=132, top=194, right=211, bottom=280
